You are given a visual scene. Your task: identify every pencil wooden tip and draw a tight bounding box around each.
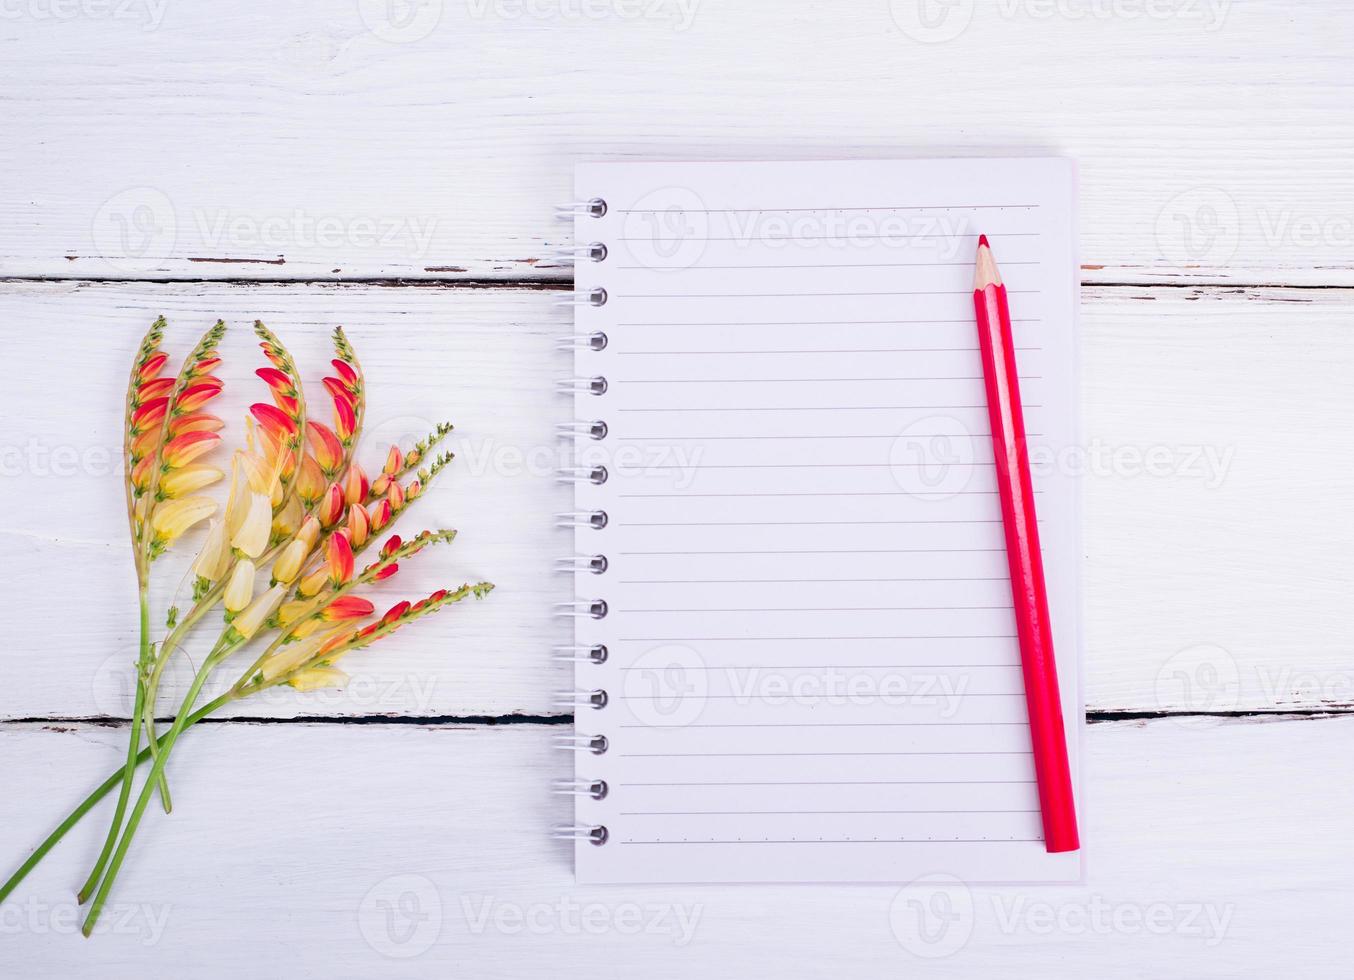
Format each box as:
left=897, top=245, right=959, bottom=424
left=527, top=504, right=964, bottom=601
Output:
left=974, top=235, right=1001, bottom=289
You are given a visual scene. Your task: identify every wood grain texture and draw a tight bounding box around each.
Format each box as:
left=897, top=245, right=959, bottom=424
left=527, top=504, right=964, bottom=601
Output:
left=1, top=1, right=1352, bottom=284
left=0, top=279, right=1349, bottom=719
left=1, top=716, right=1350, bottom=975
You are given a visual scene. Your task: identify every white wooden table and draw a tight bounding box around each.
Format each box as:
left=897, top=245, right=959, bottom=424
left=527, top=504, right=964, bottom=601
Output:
left=2, top=2, right=1352, bottom=975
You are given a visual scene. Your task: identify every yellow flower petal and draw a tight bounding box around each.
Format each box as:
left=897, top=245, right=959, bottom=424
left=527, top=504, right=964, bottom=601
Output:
left=286, top=667, right=349, bottom=692
left=191, top=519, right=230, bottom=583
left=151, top=496, right=217, bottom=542
left=232, top=583, right=284, bottom=640
left=223, top=559, right=256, bottom=612
left=160, top=465, right=224, bottom=499
left=231, top=492, right=272, bottom=558
left=271, top=539, right=309, bottom=585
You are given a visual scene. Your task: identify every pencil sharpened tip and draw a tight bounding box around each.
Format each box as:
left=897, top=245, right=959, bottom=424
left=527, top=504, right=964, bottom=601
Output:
left=978, top=233, right=990, bottom=249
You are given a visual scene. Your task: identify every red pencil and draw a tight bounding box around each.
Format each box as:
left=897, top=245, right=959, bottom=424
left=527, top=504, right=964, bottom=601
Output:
left=973, top=234, right=1079, bottom=853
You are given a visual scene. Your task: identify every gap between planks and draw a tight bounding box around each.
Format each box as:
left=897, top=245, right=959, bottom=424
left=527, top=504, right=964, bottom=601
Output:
left=1, top=709, right=1347, bottom=730
left=0, top=276, right=1351, bottom=293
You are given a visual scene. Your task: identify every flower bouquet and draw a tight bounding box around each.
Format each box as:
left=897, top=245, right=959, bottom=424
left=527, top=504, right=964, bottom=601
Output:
left=0, top=319, right=492, bottom=936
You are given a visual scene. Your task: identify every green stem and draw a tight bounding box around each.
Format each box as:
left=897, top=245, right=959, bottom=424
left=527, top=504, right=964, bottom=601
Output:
left=77, top=590, right=152, bottom=903
left=82, top=650, right=224, bottom=936
left=139, top=593, right=215, bottom=809
left=0, top=694, right=231, bottom=908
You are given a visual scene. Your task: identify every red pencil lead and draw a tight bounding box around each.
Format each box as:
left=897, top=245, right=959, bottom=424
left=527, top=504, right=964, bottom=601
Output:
left=978, top=233, right=990, bottom=249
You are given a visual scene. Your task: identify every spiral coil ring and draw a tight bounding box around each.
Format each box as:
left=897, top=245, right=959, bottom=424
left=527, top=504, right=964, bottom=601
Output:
left=555, top=287, right=608, bottom=307
left=554, top=554, right=608, bottom=575
left=547, top=242, right=609, bottom=263
left=552, top=778, right=610, bottom=800
left=552, top=644, right=609, bottom=664
left=555, top=198, right=608, bottom=218
left=554, top=420, right=608, bottom=440
left=555, top=332, right=608, bottom=352
left=553, top=733, right=609, bottom=755
left=553, top=689, right=609, bottom=710
left=554, top=377, right=608, bottom=396
left=552, top=824, right=610, bottom=845
left=554, top=510, right=609, bottom=529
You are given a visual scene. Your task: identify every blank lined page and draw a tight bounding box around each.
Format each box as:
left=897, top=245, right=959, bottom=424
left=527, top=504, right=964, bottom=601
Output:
left=568, top=158, right=1081, bottom=883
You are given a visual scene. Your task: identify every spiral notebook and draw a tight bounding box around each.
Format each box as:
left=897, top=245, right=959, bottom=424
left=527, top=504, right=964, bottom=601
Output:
left=558, top=158, right=1082, bottom=883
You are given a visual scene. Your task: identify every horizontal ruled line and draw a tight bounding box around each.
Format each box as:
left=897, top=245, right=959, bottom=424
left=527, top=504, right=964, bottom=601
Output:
left=620, top=810, right=1041, bottom=816
left=617, top=606, right=1014, bottom=613
left=617, top=289, right=1039, bottom=297
left=618, top=839, right=1043, bottom=844
left=620, top=812, right=1039, bottom=817
left=618, top=750, right=1030, bottom=757
left=618, top=319, right=1041, bottom=326
left=619, top=694, right=1025, bottom=701
left=617, top=404, right=1043, bottom=412
left=618, top=577, right=1010, bottom=584
left=618, top=347, right=1041, bottom=355
left=621, top=376, right=1011, bottom=383
left=619, top=548, right=1006, bottom=555
left=634, top=463, right=1000, bottom=470
left=621, top=780, right=1036, bottom=786
left=615, top=205, right=1040, bottom=213
left=616, top=663, right=1017, bottom=671
left=619, top=519, right=1004, bottom=527
left=617, top=233, right=1042, bottom=244
left=620, top=491, right=1026, bottom=498
left=616, top=721, right=1027, bottom=728
left=618, top=433, right=1021, bottom=440
left=615, top=261, right=1042, bottom=271
left=616, top=635, right=1017, bottom=641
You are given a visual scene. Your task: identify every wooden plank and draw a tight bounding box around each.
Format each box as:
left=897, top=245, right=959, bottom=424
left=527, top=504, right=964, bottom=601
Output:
left=0, top=716, right=1350, bottom=974
left=1, top=1, right=1352, bottom=284
left=0, top=280, right=1350, bottom=720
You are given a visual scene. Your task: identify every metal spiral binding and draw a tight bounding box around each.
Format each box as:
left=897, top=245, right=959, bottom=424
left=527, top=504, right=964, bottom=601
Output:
left=546, top=242, right=608, bottom=263
left=552, top=644, right=609, bottom=664
left=552, top=778, right=609, bottom=800
left=555, top=195, right=611, bottom=846
left=555, top=464, right=608, bottom=485
left=554, top=510, right=609, bottom=529
left=555, top=420, right=608, bottom=440
left=554, top=599, right=608, bottom=619
left=554, top=377, right=608, bottom=395
left=553, top=733, right=609, bottom=754
left=555, top=198, right=608, bottom=218
left=552, top=824, right=609, bottom=845
left=555, top=287, right=607, bottom=307
left=555, top=332, right=608, bottom=351
left=554, top=554, right=608, bottom=574
left=553, top=689, right=609, bottom=710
